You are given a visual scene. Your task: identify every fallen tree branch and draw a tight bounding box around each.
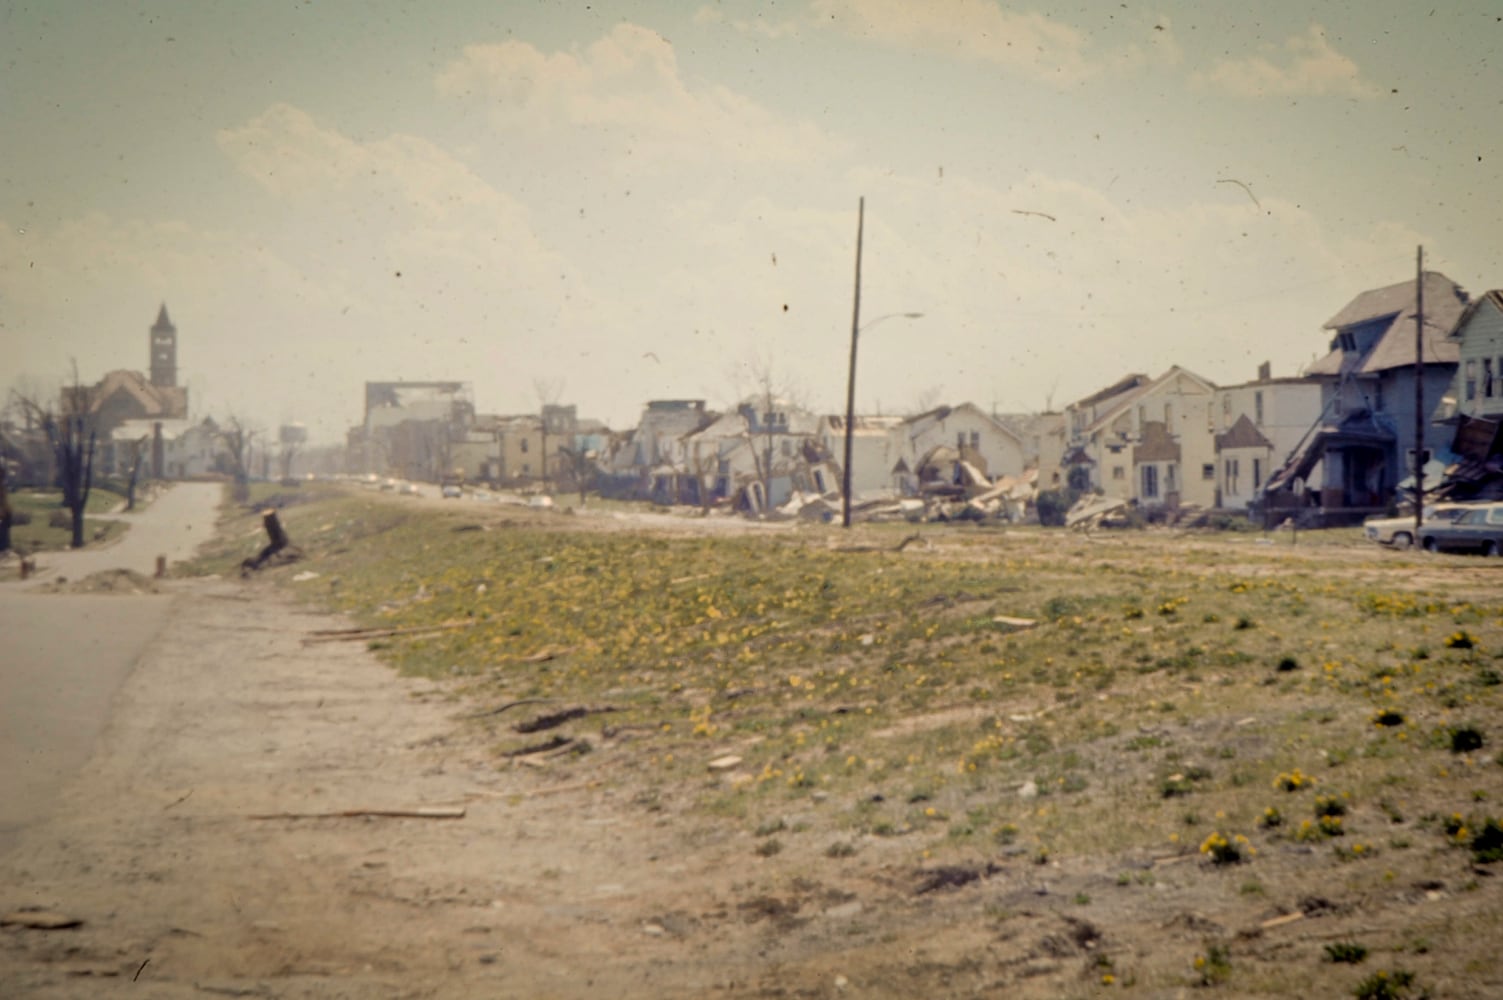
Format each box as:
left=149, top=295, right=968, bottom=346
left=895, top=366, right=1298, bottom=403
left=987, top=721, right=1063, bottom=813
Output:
left=248, top=806, right=466, bottom=821
left=459, top=697, right=556, bottom=721
left=500, top=735, right=573, bottom=757
left=831, top=531, right=925, bottom=554
left=514, top=705, right=620, bottom=734
left=301, top=620, right=475, bottom=645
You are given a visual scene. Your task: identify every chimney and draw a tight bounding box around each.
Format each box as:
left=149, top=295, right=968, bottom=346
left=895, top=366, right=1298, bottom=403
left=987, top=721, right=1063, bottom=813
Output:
left=1257, top=361, right=1272, bottom=382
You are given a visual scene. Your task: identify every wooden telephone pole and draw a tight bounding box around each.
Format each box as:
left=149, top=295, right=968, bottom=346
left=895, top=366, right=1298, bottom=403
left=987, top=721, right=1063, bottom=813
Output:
left=1413, top=246, right=1425, bottom=543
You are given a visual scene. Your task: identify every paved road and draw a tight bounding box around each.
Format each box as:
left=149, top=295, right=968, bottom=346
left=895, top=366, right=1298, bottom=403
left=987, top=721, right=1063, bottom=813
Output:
left=0, top=482, right=223, bottom=853
left=14, top=480, right=224, bottom=588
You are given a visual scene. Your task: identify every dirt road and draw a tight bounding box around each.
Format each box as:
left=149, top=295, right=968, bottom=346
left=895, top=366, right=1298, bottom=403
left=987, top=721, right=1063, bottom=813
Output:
left=0, top=576, right=1105, bottom=1000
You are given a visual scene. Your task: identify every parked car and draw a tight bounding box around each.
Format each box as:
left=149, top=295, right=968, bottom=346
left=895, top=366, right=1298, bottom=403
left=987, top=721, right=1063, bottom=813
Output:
left=441, top=483, right=462, bottom=499
left=1418, top=503, right=1503, bottom=555
left=1364, top=504, right=1469, bottom=549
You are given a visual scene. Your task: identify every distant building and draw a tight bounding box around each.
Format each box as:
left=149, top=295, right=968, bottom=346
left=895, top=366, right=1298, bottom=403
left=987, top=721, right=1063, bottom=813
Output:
left=356, top=381, right=474, bottom=480
left=76, top=304, right=190, bottom=477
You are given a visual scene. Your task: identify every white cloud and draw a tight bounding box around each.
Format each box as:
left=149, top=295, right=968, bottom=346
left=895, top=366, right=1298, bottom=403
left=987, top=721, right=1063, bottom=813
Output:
left=693, top=5, right=806, bottom=39
left=1196, top=24, right=1379, bottom=99
left=808, top=0, right=1180, bottom=84
left=435, top=23, right=834, bottom=165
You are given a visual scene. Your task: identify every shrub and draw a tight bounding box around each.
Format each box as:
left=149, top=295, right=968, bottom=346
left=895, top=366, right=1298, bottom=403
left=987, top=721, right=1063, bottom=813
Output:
left=1449, top=725, right=1485, bottom=754
left=1200, top=831, right=1250, bottom=865
left=1194, top=943, right=1232, bottom=985
left=1274, top=769, right=1314, bottom=791
left=1034, top=488, right=1082, bottom=527
left=1352, top=968, right=1416, bottom=1000
left=1471, top=818, right=1503, bottom=864
left=1325, top=941, right=1368, bottom=964
left=1445, top=631, right=1477, bottom=650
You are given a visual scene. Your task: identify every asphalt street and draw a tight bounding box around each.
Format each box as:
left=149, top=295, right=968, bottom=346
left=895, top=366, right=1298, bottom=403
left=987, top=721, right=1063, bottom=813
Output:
left=0, top=482, right=223, bottom=853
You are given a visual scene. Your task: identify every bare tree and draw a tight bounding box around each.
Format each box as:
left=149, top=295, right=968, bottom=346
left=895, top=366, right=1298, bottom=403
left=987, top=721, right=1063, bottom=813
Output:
left=15, top=368, right=97, bottom=549
left=909, top=384, right=945, bottom=415
left=556, top=444, right=597, bottom=505
left=123, top=434, right=150, bottom=511
left=279, top=440, right=298, bottom=483
left=729, top=357, right=807, bottom=515
left=533, top=378, right=564, bottom=491
left=0, top=442, right=12, bottom=554
left=216, top=416, right=255, bottom=503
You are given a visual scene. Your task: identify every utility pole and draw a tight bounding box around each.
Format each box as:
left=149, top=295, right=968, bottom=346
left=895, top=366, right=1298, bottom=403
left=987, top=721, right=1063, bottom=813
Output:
left=1413, top=246, right=1425, bottom=543
left=840, top=197, right=865, bottom=528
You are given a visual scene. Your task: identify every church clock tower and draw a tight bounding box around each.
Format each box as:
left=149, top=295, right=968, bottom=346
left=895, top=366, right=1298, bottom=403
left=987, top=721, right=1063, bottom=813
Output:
left=150, top=303, right=177, bottom=388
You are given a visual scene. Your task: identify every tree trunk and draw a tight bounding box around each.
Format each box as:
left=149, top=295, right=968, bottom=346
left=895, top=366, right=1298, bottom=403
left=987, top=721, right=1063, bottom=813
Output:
left=240, top=509, right=299, bottom=574
left=0, top=465, right=11, bottom=552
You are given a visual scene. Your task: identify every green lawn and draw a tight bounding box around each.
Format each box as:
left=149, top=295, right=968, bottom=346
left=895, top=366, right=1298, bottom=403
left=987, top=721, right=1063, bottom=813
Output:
left=7, top=487, right=128, bottom=554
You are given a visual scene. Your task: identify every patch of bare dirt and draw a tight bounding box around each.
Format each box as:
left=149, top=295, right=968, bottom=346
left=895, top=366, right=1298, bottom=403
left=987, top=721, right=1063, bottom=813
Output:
left=4, top=574, right=1501, bottom=998
left=34, top=568, right=163, bottom=595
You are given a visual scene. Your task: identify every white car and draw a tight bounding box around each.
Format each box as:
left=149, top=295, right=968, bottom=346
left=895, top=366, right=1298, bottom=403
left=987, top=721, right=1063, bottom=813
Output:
left=1364, top=504, right=1469, bottom=549
left=441, top=483, right=462, bottom=499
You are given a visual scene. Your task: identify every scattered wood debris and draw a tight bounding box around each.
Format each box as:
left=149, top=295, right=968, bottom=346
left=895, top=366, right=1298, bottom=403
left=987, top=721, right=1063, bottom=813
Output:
left=248, top=806, right=465, bottom=821
left=301, top=620, right=475, bottom=645
left=500, top=735, right=574, bottom=758
left=514, top=705, right=619, bottom=734
left=459, top=697, right=556, bottom=721
left=915, top=862, right=1002, bottom=895
left=1, top=909, right=84, bottom=930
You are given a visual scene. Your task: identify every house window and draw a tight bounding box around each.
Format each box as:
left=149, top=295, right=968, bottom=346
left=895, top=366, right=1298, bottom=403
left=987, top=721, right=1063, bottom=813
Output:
left=1164, top=402, right=1173, bottom=425
left=1254, top=391, right=1264, bottom=425
left=1486, top=359, right=1495, bottom=398
left=521, top=438, right=529, bottom=453
left=1253, top=457, right=1263, bottom=489
left=969, top=431, right=980, bottom=449
left=1166, top=464, right=1177, bottom=492
left=1202, top=463, right=1215, bottom=480
left=1112, top=465, right=1125, bottom=480
left=1142, top=465, right=1159, bottom=499
left=1226, top=458, right=1240, bottom=495
left=1466, top=359, right=1478, bottom=401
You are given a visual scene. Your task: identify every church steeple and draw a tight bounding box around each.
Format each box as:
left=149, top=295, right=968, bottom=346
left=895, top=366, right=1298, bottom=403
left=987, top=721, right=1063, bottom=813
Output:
left=150, top=303, right=177, bottom=388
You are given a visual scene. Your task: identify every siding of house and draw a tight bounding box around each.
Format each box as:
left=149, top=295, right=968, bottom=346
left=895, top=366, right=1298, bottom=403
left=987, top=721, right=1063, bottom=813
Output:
left=1213, top=378, right=1324, bottom=509
left=902, top=404, right=1025, bottom=485
left=1453, top=296, right=1503, bottom=421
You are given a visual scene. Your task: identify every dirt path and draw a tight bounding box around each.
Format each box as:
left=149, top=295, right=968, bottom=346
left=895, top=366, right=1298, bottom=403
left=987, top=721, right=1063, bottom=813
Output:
left=7, top=568, right=1499, bottom=997
left=0, top=576, right=1159, bottom=999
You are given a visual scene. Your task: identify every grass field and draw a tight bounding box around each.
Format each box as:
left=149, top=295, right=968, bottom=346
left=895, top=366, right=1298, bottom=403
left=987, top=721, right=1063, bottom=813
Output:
left=188, top=485, right=1503, bottom=996
left=6, top=487, right=128, bottom=554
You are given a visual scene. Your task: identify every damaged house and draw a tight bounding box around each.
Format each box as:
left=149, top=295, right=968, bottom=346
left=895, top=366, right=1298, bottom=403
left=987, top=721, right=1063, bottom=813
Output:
left=1264, top=272, right=1468, bottom=520
left=680, top=398, right=837, bottom=514
left=601, top=400, right=714, bottom=503
left=1062, top=367, right=1219, bottom=512
left=1433, top=289, right=1503, bottom=500
left=895, top=403, right=1026, bottom=497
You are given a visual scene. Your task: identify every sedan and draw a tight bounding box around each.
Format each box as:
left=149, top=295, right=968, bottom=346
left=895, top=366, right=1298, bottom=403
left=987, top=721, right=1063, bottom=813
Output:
left=1419, top=503, right=1503, bottom=555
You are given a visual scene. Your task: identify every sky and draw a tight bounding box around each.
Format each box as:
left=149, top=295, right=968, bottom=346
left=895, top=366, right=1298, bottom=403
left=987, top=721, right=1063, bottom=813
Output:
left=3, top=1, right=1501, bottom=444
